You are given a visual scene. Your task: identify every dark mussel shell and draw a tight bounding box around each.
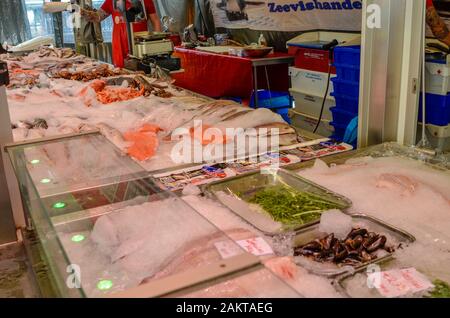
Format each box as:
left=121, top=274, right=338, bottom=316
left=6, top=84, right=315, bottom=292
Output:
left=347, top=228, right=368, bottom=239
left=321, top=234, right=335, bottom=250
left=360, top=250, right=373, bottom=263
left=366, top=235, right=387, bottom=253
left=363, top=233, right=379, bottom=249
left=301, top=240, right=323, bottom=252
left=341, top=258, right=362, bottom=267
left=346, top=235, right=364, bottom=250
left=294, top=247, right=313, bottom=257
left=346, top=249, right=361, bottom=260
left=334, top=249, right=349, bottom=262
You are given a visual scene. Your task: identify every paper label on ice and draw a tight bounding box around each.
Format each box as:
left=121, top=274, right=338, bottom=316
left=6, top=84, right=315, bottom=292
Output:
left=214, top=241, right=243, bottom=259
left=368, top=267, right=434, bottom=298
left=236, top=237, right=274, bottom=256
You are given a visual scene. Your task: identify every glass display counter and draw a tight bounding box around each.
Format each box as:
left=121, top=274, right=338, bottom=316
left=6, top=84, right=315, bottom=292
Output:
left=6, top=132, right=299, bottom=298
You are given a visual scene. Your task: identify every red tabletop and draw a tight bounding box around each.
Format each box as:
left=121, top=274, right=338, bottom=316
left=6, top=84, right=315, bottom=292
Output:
left=172, top=47, right=293, bottom=102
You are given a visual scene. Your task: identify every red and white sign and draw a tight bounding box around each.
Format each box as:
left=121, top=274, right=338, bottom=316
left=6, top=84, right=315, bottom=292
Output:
left=236, top=237, right=274, bottom=256
left=368, top=268, right=434, bottom=298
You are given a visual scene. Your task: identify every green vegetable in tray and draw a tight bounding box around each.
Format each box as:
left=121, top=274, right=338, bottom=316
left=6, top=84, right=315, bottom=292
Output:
left=248, top=186, right=339, bottom=225
left=427, top=280, right=450, bottom=298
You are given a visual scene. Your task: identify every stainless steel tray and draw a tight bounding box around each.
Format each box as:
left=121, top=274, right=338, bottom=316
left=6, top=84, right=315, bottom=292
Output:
left=292, top=214, right=415, bottom=278
left=202, top=168, right=352, bottom=235
left=136, top=32, right=169, bottom=41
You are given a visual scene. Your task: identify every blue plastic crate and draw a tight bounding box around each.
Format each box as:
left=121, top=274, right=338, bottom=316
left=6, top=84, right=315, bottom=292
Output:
left=330, top=121, right=347, bottom=141
left=250, top=90, right=292, bottom=109
left=334, top=63, right=360, bottom=82
left=222, top=96, right=243, bottom=104
left=418, top=92, right=450, bottom=126
left=330, top=107, right=358, bottom=126
left=333, top=46, right=361, bottom=67
left=331, top=92, right=359, bottom=113
left=331, top=78, right=360, bottom=98
left=330, top=121, right=358, bottom=148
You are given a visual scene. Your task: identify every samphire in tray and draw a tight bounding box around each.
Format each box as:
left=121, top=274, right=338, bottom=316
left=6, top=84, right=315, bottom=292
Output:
left=203, top=168, right=352, bottom=235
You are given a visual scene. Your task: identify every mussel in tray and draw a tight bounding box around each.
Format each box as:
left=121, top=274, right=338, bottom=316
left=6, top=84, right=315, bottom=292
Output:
left=294, top=227, right=398, bottom=267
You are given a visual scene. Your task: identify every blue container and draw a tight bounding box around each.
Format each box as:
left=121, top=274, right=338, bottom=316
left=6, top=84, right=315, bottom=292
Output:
left=418, top=92, right=450, bottom=126
left=333, top=46, right=361, bottom=67
left=250, top=90, right=292, bottom=109
left=331, top=78, right=360, bottom=98
left=275, top=107, right=292, bottom=124
left=334, top=63, right=360, bottom=82
left=330, top=121, right=347, bottom=141
left=330, top=121, right=358, bottom=148
left=222, top=96, right=243, bottom=104
left=331, top=92, right=359, bottom=113
left=250, top=90, right=292, bottom=124
left=330, top=107, right=358, bottom=126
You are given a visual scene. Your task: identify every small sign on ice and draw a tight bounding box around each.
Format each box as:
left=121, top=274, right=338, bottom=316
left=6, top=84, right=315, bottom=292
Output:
left=368, top=267, right=434, bottom=298
left=214, top=241, right=243, bottom=259
left=214, top=237, right=274, bottom=259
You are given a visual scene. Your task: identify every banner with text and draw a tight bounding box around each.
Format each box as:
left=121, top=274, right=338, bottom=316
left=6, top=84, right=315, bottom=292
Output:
left=211, top=0, right=363, bottom=32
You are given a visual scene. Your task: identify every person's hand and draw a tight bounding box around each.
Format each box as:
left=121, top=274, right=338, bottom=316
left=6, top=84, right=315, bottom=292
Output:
left=80, top=8, right=97, bottom=21
left=80, top=8, right=109, bottom=23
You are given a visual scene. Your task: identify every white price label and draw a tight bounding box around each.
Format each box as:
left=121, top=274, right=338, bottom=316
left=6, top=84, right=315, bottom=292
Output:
left=236, top=237, right=274, bottom=256
left=214, top=241, right=243, bottom=259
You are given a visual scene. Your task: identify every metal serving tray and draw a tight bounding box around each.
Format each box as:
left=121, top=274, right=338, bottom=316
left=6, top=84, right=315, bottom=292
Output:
left=202, top=168, right=352, bottom=235
left=135, top=32, right=169, bottom=42
left=292, top=214, right=416, bottom=278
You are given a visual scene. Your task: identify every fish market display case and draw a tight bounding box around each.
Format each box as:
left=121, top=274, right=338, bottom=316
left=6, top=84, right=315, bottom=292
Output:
left=5, top=132, right=299, bottom=298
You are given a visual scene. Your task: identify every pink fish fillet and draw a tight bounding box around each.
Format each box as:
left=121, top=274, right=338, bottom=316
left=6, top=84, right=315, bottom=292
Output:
left=264, top=257, right=298, bottom=280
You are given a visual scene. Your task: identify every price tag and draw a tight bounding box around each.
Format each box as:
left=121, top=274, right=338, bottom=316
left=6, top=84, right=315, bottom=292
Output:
left=236, top=237, right=274, bottom=256
left=368, top=268, right=434, bottom=298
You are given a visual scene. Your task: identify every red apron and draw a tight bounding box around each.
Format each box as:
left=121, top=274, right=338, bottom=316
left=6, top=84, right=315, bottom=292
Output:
left=111, top=11, right=148, bottom=68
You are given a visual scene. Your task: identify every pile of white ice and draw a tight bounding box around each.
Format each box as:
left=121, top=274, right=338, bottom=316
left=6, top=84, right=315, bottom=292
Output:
left=318, top=209, right=353, bottom=240
left=298, top=156, right=450, bottom=282
left=59, top=197, right=227, bottom=297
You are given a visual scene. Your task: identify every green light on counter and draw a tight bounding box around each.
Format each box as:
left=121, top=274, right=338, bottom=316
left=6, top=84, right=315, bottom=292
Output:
left=71, top=234, right=85, bottom=243
left=40, top=178, right=51, bottom=184
left=30, top=159, right=40, bottom=165
left=52, top=202, right=67, bottom=209
left=97, top=280, right=113, bottom=291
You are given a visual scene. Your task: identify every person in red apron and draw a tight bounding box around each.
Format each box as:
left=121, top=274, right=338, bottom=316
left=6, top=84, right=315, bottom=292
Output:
left=81, top=0, right=161, bottom=68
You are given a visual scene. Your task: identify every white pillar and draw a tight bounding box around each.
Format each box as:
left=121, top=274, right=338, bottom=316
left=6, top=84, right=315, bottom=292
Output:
left=358, top=0, right=424, bottom=147
left=0, top=63, right=17, bottom=244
